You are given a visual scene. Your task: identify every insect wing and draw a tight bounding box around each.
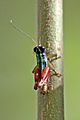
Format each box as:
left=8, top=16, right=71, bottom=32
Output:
left=38, top=66, right=50, bottom=87
left=42, top=66, right=50, bottom=80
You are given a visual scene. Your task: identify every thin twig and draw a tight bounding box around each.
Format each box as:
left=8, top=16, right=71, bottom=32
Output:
left=37, top=0, right=64, bottom=120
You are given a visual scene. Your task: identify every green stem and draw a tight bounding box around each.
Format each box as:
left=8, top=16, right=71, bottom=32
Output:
left=37, top=0, right=64, bottom=120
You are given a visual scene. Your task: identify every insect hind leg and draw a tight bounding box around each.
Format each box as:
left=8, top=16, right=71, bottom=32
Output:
left=48, top=61, right=62, bottom=77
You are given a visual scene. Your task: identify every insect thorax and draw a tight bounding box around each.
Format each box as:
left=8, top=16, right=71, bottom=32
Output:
left=34, top=46, right=48, bottom=71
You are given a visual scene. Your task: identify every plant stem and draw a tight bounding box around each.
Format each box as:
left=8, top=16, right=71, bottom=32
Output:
left=37, top=0, right=64, bottom=120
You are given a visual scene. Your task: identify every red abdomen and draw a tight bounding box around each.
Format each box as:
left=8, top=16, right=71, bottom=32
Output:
left=34, top=67, right=40, bottom=82
left=34, top=67, right=40, bottom=90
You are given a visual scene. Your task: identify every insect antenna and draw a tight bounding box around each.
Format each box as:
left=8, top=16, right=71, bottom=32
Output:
left=10, top=19, right=36, bottom=44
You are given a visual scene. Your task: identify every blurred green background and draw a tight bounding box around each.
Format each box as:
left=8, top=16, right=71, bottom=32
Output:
left=0, top=0, right=80, bottom=120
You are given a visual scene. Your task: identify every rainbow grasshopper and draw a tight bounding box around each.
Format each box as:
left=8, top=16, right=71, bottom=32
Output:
left=10, top=19, right=61, bottom=95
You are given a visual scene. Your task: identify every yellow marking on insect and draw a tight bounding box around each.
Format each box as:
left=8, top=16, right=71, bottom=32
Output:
left=47, top=54, right=57, bottom=59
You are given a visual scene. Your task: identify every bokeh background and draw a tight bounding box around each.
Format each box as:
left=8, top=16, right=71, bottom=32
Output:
left=0, top=0, right=80, bottom=120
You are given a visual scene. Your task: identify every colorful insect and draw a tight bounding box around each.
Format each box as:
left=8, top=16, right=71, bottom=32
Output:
left=32, top=45, right=61, bottom=94
left=10, top=19, right=61, bottom=95
left=32, top=46, right=50, bottom=91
